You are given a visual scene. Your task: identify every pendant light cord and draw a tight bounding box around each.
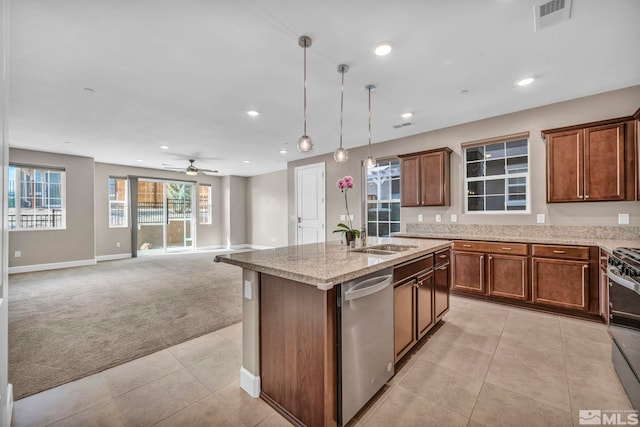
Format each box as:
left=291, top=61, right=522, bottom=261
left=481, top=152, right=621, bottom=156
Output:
left=368, top=87, right=372, bottom=157
left=303, top=41, right=307, bottom=135
left=339, top=69, right=345, bottom=149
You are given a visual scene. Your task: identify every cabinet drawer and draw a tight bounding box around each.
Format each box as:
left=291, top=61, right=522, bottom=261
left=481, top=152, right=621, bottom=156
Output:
left=531, top=244, right=589, bottom=260
left=453, top=240, right=528, bottom=256
left=434, top=249, right=450, bottom=266
left=394, top=255, right=434, bottom=283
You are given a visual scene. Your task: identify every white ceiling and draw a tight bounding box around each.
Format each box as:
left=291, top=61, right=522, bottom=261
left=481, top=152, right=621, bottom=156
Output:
left=8, top=0, right=640, bottom=177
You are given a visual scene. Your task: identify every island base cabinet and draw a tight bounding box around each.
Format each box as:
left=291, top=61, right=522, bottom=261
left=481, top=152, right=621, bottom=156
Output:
left=532, top=258, right=589, bottom=311
left=260, top=274, right=337, bottom=427
left=394, top=279, right=417, bottom=362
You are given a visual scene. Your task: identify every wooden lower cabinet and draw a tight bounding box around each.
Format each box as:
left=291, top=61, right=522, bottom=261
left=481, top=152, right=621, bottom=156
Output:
left=416, top=271, right=435, bottom=339
left=434, top=257, right=450, bottom=320
left=488, top=254, right=528, bottom=300
left=452, top=251, right=485, bottom=294
left=394, top=279, right=417, bottom=361
left=532, top=257, right=589, bottom=311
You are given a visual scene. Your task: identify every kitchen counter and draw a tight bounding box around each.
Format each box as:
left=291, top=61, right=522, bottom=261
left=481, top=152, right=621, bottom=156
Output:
left=215, top=237, right=451, bottom=290
left=393, top=233, right=640, bottom=253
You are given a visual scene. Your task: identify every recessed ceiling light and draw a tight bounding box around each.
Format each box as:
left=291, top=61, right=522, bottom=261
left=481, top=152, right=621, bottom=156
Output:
left=279, top=148, right=287, bottom=154
left=373, top=41, right=393, bottom=56
left=246, top=110, right=260, bottom=117
left=243, top=160, right=251, bottom=164
left=160, top=145, right=169, bottom=150
left=516, top=77, right=535, bottom=86
left=401, top=112, right=413, bottom=119
left=136, top=159, right=144, bottom=163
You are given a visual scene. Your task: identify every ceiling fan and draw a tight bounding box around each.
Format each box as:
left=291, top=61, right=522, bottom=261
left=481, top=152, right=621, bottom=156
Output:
left=163, top=159, right=218, bottom=176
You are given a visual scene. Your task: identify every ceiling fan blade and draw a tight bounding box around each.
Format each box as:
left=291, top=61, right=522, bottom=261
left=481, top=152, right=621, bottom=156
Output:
left=200, top=168, right=219, bottom=173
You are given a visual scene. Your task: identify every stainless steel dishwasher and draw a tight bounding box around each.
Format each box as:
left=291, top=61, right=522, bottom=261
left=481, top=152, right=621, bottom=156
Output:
left=337, top=267, right=394, bottom=426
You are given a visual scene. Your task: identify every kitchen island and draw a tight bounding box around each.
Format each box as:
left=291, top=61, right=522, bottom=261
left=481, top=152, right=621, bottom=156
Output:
left=215, top=237, right=451, bottom=427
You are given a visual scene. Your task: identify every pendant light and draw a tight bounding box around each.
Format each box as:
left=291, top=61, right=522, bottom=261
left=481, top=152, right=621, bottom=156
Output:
left=333, top=64, right=349, bottom=163
left=365, top=84, right=377, bottom=168
left=297, top=36, right=313, bottom=153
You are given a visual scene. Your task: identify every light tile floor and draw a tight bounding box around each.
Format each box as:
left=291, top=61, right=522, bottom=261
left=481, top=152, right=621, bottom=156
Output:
left=12, top=296, right=634, bottom=427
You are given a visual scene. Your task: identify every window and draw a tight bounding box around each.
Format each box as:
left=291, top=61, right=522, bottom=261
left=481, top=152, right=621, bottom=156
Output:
left=464, top=135, right=530, bottom=213
left=8, top=165, right=66, bottom=230
left=199, top=184, right=211, bottom=224
left=366, top=159, right=401, bottom=237
left=109, top=177, right=128, bottom=227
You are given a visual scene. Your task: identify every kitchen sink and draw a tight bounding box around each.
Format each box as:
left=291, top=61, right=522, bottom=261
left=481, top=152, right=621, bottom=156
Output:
left=368, top=244, right=417, bottom=252
left=351, top=244, right=417, bottom=255
left=350, top=248, right=396, bottom=255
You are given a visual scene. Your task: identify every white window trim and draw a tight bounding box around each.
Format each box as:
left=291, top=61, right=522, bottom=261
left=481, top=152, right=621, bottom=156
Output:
left=198, top=184, right=212, bottom=225
left=108, top=177, right=128, bottom=228
left=9, top=166, right=67, bottom=231
left=463, top=139, right=531, bottom=215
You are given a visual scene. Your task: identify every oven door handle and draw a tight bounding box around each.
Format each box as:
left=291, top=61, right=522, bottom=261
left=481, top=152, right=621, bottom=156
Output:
left=608, top=267, right=640, bottom=294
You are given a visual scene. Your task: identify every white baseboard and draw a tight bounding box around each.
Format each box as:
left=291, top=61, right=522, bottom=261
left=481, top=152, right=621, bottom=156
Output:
left=240, top=367, right=261, bottom=398
left=8, top=259, right=96, bottom=274
left=96, top=253, right=132, bottom=262
left=2, top=383, right=13, bottom=427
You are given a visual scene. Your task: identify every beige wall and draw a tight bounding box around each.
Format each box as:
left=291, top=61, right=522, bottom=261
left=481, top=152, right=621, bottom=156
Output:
left=9, top=148, right=95, bottom=267
left=94, top=162, right=223, bottom=257
left=288, top=85, right=640, bottom=245
left=247, top=169, right=288, bottom=247
left=222, top=175, right=248, bottom=247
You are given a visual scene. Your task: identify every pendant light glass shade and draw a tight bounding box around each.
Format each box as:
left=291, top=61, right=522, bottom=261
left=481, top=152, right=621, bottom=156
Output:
left=365, top=84, right=376, bottom=168
left=297, top=36, right=314, bottom=153
left=334, top=64, right=349, bottom=163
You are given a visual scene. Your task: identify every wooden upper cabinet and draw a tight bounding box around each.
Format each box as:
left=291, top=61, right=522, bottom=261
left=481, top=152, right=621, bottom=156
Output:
left=543, top=117, right=636, bottom=203
left=584, top=123, right=625, bottom=201
left=400, top=155, right=421, bottom=207
left=399, top=148, right=452, bottom=207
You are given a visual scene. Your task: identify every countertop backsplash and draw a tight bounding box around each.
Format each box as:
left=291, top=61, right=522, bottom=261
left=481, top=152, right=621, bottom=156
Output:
left=404, top=223, right=640, bottom=241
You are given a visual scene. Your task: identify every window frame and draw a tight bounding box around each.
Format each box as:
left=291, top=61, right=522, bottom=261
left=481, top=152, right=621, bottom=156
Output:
left=8, top=164, right=67, bottom=231
left=198, top=184, right=212, bottom=225
left=463, top=134, right=531, bottom=215
left=108, top=176, right=128, bottom=228
left=364, top=157, right=401, bottom=237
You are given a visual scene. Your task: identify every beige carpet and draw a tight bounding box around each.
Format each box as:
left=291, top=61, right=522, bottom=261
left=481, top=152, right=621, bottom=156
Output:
left=8, top=252, right=242, bottom=400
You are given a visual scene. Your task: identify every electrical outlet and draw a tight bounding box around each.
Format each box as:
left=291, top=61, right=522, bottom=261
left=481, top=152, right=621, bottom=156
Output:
left=619, top=213, right=630, bottom=225
left=14, top=251, right=21, bottom=258
left=451, top=214, right=458, bottom=223
left=116, top=242, right=121, bottom=248
left=435, top=214, right=442, bottom=223
left=418, top=214, right=424, bottom=222
left=244, top=280, right=253, bottom=300
left=536, top=214, right=545, bottom=224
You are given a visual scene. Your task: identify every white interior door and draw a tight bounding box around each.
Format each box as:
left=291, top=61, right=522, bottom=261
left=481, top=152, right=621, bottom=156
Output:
left=295, top=163, right=325, bottom=245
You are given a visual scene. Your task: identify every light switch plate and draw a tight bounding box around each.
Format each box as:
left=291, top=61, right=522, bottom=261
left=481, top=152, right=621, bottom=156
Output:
left=536, top=214, right=545, bottom=224
left=349, top=214, right=354, bottom=221
left=340, top=215, right=345, bottom=221
left=435, top=214, right=442, bottom=223
left=619, top=213, right=630, bottom=225
left=14, top=251, right=20, bottom=258
left=451, top=214, right=458, bottom=223
left=418, top=214, right=424, bottom=222
left=244, top=280, right=253, bottom=300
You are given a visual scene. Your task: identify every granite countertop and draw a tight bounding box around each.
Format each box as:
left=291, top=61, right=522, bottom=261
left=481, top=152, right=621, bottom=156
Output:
left=392, top=233, right=640, bottom=253
left=214, top=237, right=451, bottom=290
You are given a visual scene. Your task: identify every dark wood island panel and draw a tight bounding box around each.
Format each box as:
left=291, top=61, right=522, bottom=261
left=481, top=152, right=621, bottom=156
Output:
left=260, top=273, right=337, bottom=427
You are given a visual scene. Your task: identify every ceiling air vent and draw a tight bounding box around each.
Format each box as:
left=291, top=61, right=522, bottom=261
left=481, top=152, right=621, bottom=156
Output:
left=393, top=122, right=413, bottom=129
left=534, top=0, right=572, bottom=32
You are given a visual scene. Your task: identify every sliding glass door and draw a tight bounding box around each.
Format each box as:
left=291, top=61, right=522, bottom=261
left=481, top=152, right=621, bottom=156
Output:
left=136, top=180, right=194, bottom=254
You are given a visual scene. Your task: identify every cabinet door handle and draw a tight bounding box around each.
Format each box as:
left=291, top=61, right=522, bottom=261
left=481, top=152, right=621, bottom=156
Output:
left=584, top=194, right=590, bottom=199
left=552, top=250, right=565, bottom=254
left=439, top=254, right=448, bottom=258
left=502, top=247, right=512, bottom=251
left=463, top=244, right=472, bottom=248
left=480, top=255, right=485, bottom=290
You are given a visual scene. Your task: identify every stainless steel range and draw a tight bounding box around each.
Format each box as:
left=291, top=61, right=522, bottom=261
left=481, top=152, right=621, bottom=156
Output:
left=608, top=247, right=640, bottom=410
